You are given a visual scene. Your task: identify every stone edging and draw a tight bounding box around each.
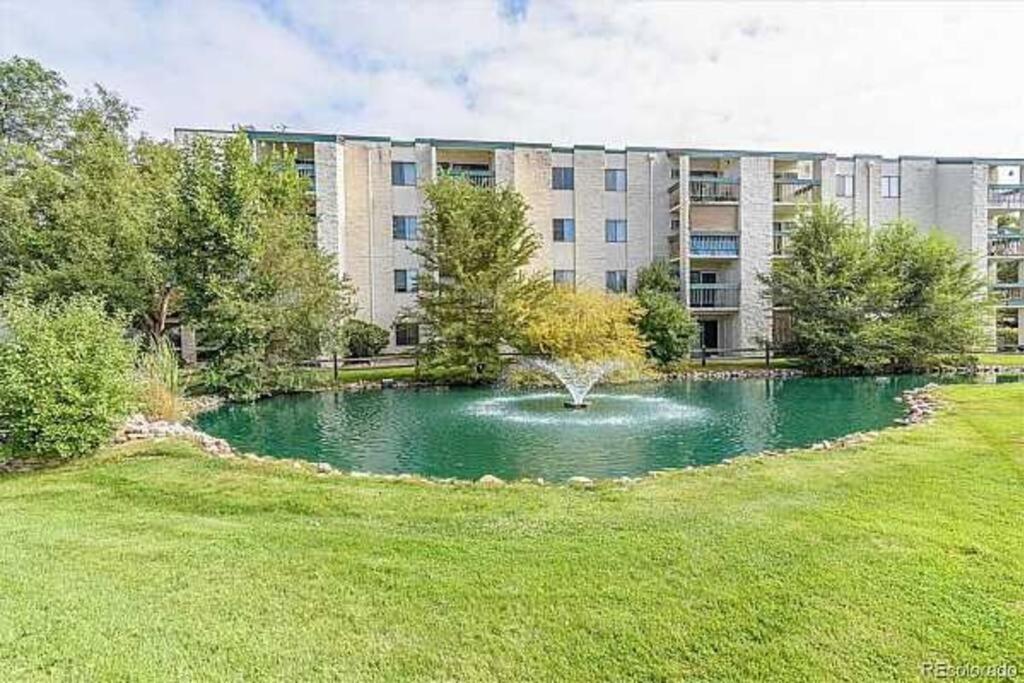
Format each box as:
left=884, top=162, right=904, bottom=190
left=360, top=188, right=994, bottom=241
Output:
left=113, top=383, right=943, bottom=490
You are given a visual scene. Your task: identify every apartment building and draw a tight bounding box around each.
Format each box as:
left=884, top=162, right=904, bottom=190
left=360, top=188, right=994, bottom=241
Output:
left=175, top=128, right=1024, bottom=354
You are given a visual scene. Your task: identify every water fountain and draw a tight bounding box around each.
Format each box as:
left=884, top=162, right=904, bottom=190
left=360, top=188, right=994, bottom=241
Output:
left=521, top=358, right=623, bottom=409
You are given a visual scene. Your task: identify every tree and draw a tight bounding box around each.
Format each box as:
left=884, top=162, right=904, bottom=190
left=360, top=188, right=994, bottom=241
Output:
left=762, top=204, right=987, bottom=373
left=866, top=221, right=988, bottom=367
left=412, top=175, right=549, bottom=381
left=521, top=287, right=646, bottom=364
left=634, top=260, right=698, bottom=364
left=0, top=56, right=72, bottom=150
left=0, top=56, right=181, bottom=339
left=0, top=297, right=136, bottom=458
left=175, top=132, right=352, bottom=399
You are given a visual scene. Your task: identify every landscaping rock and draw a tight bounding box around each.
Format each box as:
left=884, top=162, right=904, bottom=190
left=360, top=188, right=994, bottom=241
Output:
left=567, top=476, right=595, bottom=489
left=477, top=474, right=505, bottom=488
left=316, top=462, right=333, bottom=474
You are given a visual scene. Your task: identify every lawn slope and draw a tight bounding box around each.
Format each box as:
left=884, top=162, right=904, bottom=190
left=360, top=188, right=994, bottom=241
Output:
left=1, top=383, right=1022, bottom=681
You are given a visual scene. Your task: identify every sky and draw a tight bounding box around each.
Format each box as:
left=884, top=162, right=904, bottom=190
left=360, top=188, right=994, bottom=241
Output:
left=3, top=0, right=1024, bottom=157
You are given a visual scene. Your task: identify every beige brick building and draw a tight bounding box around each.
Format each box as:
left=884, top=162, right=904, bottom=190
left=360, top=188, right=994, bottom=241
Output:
left=175, top=128, right=1024, bottom=354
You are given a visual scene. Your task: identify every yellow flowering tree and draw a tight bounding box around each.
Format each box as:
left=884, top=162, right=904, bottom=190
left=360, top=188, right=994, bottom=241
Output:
left=520, top=287, right=646, bottom=364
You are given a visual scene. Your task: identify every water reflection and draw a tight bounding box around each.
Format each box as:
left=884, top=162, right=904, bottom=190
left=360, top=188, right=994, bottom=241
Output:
left=197, top=375, right=951, bottom=481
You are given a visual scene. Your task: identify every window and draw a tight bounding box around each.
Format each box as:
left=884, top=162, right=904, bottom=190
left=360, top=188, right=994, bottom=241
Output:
left=553, top=218, right=575, bottom=242
left=605, top=219, right=627, bottom=243
left=836, top=173, right=854, bottom=197
left=605, top=169, right=627, bottom=192
left=553, top=270, right=575, bottom=288
left=882, top=175, right=900, bottom=198
left=552, top=166, right=574, bottom=190
left=605, top=270, right=628, bottom=293
left=395, top=323, right=419, bottom=347
left=393, top=269, right=418, bottom=293
left=392, top=215, right=419, bottom=240
left=391, top=162, right=417, bottom=186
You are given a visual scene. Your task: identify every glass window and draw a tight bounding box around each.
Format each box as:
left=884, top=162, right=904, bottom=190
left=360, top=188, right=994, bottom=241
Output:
left=605, top=169, right=627, bottom=192
left=605, top=270, right=628, bottom=293
left=553, top=270, right=575, bottom=288
left=394, top=269, right=418, bottom=293
left=836, top=173, right=854, bottom=197
left=392, top=215, right=419, bottom=240
left=605, top=219, right=627, bottom=243
left=553, top=218, right=575, bottom=242
left=552, top=166, right=574, bottom=190
left=395, top=323, right=419, bottom=347
left=882, top=175, right=900, bottom=198
left=391, top=162, right=417, bottom=186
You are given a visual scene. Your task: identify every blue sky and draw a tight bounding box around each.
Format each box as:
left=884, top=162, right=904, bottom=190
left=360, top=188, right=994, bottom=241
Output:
left=3, top=0, right=1024, bottom=156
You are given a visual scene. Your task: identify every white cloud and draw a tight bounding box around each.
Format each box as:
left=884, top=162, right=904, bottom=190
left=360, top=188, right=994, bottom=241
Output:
left=3, top=0, right=1024, bottom=156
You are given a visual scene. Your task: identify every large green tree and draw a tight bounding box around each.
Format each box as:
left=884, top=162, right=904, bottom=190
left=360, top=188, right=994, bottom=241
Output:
left=762, top=204, right=987, bottom=372
left=412, top=175, right=549, bottom=381
left=0, top=57, right=179, bottom=337
left=0, top=57, right=355, bottom=399
left=175, top=132, right=354, bottom=399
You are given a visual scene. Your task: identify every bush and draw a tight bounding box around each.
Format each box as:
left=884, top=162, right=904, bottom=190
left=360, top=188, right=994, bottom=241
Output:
left=344, top=319, right=390, bottom=358
left=637, top=290, right=699, bottom=364
left=0, top=297, right=136, bottom=458
left=137, top=337, right=185, bottom=421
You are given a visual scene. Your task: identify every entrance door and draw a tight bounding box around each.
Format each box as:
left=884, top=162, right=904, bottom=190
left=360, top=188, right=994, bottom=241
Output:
left=699, top=319, right=719, bottom=350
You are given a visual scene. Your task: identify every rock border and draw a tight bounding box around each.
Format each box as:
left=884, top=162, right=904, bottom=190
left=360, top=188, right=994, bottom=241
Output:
left=112, top=382, right=944, bottom=490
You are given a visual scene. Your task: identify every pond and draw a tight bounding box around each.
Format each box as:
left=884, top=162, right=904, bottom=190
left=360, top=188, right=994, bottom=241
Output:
left=194, top=375, right=970, bottom=481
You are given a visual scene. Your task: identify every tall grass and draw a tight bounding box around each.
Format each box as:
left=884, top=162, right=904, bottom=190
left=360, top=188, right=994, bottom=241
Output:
left=136, top=338, right=185, bottom=421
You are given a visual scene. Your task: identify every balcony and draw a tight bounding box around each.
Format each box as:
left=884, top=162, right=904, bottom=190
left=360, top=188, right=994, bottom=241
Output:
left=690, top=234, right=739, bottom=257
left=994, top=284, right=1024, bottom=307
left=773, top=221, right=795, bottom=256
left=294, top=159, right=316, bottom=192
left=989, top=232, right=1024, bottom=257
left=774, top=179, right=819, bottom=204
left=690, top=178, right=740, bottom=203
left=989, top=185, right=1024, bottom=208
left=689, top=282, right=740, bottom=309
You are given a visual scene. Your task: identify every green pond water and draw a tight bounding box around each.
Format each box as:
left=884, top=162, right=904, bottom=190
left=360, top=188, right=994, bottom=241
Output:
left=194, top=374, right=994, bottom=481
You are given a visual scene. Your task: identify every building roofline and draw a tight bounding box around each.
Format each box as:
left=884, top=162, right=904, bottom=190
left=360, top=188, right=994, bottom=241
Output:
left=173, top=127, right=1024, bottom=163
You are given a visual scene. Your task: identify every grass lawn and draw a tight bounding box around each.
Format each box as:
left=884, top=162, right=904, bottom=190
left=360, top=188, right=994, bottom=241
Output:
left=1, top=383, right=1023, bottom=680
left=976, top=352, right=1024, bottom=367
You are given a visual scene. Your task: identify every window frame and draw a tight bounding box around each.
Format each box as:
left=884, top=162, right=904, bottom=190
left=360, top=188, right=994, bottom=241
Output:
left=836, top=173, right=854, bottom=198
left=553, top=269, right=576, bottom=288
left=552, top=166, right=575, bottom=190
left=394, top=322, right=420, bottom=347
left=604, top=169, right=627, bottom=192
left=392, top=215, right=419, bottom=240
left=393, top=268, right=418, bottom=293
left=391, top=161, right=417, bottom=186
left=605, top=219, right=628, bottom=243
left=881, top=175, right=900, bottom=199
left=605, top=270, right=628, bottom=293
left=552, top=218, right=575, bottom=242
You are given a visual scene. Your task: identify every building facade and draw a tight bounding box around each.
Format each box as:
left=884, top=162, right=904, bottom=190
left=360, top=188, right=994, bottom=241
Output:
left=175, top=128, right=1024, bottom=354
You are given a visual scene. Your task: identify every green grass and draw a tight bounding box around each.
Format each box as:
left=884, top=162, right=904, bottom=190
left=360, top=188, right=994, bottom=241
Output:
left=1, top=383, right=1023, bottom=680
left=976, top=352, right=1024, bottom=367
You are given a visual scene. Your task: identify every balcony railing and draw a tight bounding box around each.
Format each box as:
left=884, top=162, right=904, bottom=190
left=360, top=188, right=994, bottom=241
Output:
left=993, top=284, right=1024, bottom=307
left=690, top=234, right=739, bottom=257
left=295, top=159, right=316, bottom=192
left=989, top=185, right=1024, bottom=208
left=689, top=178, right=740, bottom=203
left=774, top=179, right=819, bottom=203
left=440, top=169, right=494, bottom=187
left=689, top=282, right=740, bottom=309
left=773, top=221, right=795, bottom=255
left=989, top=232, right=1024, bottom=257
